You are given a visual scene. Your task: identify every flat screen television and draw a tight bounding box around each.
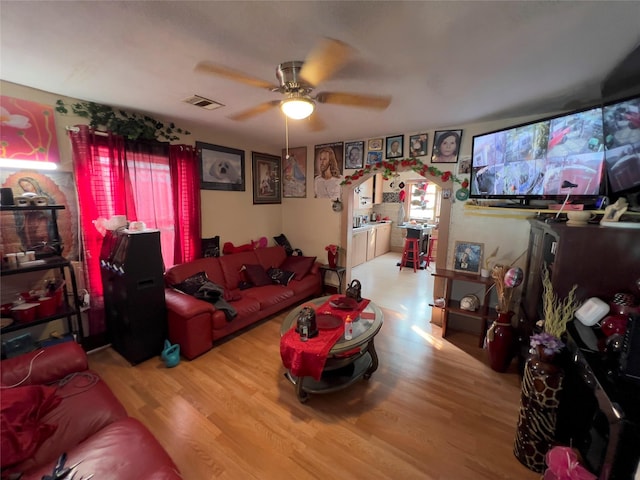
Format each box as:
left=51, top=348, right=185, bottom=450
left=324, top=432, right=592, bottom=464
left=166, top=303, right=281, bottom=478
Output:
left=470, top=105, right=607, bottom=206
left=603, top=95, right=640, bottom=199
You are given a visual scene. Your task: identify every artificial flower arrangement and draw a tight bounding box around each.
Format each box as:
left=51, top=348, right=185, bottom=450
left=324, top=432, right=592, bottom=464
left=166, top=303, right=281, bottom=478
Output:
left=340, top=157, right=469, bottom=192
left=531, top=265, right=579, bottom=359
left=490, top=264, right=524, bottom=313
left=539, top=265, right=579, bottom=338
left=324, top=244, right=339, bottom=255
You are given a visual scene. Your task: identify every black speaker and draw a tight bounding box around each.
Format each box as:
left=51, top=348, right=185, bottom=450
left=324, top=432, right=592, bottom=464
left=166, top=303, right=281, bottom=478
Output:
left=620, top=313, right=640, bottom=383
left=0, top=187, right=14, bottom=205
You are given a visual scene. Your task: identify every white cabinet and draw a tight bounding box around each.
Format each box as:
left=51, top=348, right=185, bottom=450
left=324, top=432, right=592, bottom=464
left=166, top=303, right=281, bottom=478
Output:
left=352, top=230, right=368, bottom=267
left=375, top=223, right=391, bottom=256
left=366, top=227, right=376, bottom=261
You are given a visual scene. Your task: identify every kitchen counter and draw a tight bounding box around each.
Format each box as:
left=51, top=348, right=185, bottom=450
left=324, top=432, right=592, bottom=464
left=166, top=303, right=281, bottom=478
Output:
left=352, top=220, right=392, bottom=232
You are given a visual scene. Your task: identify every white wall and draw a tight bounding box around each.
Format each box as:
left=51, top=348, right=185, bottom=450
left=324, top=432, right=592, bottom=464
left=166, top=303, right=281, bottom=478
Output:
left=1, top=80, right=550, bottom=272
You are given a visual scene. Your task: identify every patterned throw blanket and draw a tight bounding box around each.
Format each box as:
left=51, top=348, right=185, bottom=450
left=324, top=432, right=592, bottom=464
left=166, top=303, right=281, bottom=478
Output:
left=193, top=281, right=238, bottom=321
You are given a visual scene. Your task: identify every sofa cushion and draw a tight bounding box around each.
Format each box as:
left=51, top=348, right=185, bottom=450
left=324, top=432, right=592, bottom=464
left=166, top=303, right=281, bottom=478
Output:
left=243, top=264, right=272, bottom=287
left=171, top=271, right=209, bottom=296
left=201, top=236, right=220, bottom=258
left=16, top=374, right=128, bottom=473
left=165, top=257, right=226, bottom=288
left=267, top=267, right=295, bottom=286
left=243, top=285, right=295, bottom=309
left=219, top=251, right=260, bottom=289
left=0, top=385, right=61, bottom=468
left=254, top=245, right=287, bottom=270
left=22, top=418, right=181, bottom=480
left=281, top=255, right=316, bottom=280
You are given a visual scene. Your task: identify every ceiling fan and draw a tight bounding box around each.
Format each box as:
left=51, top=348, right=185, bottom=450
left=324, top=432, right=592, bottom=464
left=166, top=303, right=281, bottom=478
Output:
left=195, top=38, right=391, bottom=130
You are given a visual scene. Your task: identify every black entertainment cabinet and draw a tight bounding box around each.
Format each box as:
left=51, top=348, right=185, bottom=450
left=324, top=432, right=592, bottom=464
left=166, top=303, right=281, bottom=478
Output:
left=521, top=219, right=640, bottom=336
left=519, top=219, right=640, bottom=478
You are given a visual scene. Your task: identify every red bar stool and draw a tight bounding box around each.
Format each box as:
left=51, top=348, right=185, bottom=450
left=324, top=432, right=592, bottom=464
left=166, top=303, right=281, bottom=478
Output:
left=400, top=238, right=420, bottom=272
left=425, top=236, right=437, bottom=267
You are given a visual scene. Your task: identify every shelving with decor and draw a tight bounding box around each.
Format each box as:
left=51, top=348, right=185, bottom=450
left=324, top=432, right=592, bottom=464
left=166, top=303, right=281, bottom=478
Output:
left=520, top=219, right=640, bottom=340
left=1, top=205, right=83, bottom=356
left=430, top=268, right=495, bottom=347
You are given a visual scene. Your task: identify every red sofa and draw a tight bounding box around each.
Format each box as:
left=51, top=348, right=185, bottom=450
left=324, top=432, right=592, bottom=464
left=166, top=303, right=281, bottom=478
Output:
left=0, top=342, right=181, bottom=479
left=164, top=245, right=322, bottom=359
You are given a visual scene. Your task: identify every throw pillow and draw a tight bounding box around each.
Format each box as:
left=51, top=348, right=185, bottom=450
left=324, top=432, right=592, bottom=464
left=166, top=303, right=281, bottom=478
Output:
left=267, top=268, right=295, bottom=286
left=243, top=264, right=272, bottom=287
left=202, top=236, right=220, bottom=258
left=172, top=271, right=209, bottom=296
left=281, top=256, right=316, bottom=280
left=273, top=233, right=294, bottom=255
left=0, top=385, right=61, bottom=468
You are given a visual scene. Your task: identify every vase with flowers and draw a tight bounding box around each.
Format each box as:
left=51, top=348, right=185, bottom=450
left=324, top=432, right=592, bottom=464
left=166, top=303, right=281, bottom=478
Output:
left=485, top=264, right=524, bottom=372
left=514, top=265, right=579, bottom=473
left=325, top=244, right=339, bottom=268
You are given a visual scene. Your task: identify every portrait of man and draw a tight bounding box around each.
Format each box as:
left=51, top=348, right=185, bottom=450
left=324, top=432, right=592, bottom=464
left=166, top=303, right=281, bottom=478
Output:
left=314, top=142, right=344, bottom=199
left=345, top=141, right=364, bottom=169
left=386, top=135, right=404, bottom=159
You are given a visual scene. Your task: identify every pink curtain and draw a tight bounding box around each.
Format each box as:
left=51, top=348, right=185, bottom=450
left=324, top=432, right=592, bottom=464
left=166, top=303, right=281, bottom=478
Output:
left=124, top=140, right=175, bottom=266
left=170, top=145, right=201, bottom=263
left=69, top=125, right=130, bottom=336
left=70, top=127, right=201, bottom=336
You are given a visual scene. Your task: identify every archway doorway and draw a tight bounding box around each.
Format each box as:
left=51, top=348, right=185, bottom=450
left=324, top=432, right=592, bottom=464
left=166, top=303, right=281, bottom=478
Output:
left=340, top=170, right=453, bottom=288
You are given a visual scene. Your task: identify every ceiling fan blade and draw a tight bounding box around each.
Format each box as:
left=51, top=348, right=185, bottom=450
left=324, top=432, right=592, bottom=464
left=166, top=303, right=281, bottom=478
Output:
left=228, top=100, right=281, bottom=121
left=305, top=112, right=326, bottom=132
left=195, top=61, right=278, bottom=90
left=316, top=92, right=392, bottom=110
left=299, top=38, right=354, bottom=87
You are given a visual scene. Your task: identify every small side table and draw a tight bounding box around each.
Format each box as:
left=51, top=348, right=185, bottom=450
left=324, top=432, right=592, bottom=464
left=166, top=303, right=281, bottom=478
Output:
left=319, top=264, right=346, bottom=294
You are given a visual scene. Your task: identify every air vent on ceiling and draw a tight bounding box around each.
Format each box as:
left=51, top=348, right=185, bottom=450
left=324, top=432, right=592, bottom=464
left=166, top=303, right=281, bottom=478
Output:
left=182, top=95, right=225, bottom=110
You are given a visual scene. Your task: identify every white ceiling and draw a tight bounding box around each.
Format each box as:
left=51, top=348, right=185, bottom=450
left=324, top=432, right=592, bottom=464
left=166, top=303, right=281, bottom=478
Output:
left=2, top=1, right=639, bottom=149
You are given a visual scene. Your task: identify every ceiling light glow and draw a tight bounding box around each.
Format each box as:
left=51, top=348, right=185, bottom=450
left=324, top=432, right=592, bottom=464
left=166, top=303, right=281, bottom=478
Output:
left=280, top=97, right=315, bottom=120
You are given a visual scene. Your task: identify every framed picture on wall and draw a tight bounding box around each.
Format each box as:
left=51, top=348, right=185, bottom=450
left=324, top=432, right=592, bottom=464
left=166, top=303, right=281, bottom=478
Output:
left=281, top=146, right=307, bottom=198
left=385, top=134, right=404, bottom=159
left=252, top=151, right=281, bottom=204
left=367, top=151, right=383, bottom=165
left=368, top=138, right=383, bottom=151
left=453, top=241, right=484, bottom=275
left=431, top=130, right=463, bottom=163
left=198, top=141, right=245, bottom=191
left=409, top=133, right=429, bottom=157
left=345, top=141, right=365, bottom=169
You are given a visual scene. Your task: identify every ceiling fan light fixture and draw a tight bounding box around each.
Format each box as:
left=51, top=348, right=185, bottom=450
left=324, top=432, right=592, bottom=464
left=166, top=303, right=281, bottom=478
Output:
left=281, top=96, right=315, bottom=120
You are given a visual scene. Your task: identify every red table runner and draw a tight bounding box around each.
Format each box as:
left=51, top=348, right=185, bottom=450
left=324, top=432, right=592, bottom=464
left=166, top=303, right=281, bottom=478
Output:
left=280, top=295, right=370, bottom=380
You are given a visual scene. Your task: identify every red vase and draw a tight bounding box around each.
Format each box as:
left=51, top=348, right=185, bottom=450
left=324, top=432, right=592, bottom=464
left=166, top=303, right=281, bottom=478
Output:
left=328, top=251, right=338, bottom=268
left=486, top=310, right=515, bottom=372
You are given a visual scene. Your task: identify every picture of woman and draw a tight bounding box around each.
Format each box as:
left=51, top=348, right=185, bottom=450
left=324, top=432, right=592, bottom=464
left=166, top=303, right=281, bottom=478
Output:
left=314, top=145, right=343, bottom=199
left=432, top=130, right=463, bottom=163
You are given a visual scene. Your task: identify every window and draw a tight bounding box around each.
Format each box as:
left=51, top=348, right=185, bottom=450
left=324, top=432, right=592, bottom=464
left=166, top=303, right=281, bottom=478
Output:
left=407, top=181, right=440, bottom=222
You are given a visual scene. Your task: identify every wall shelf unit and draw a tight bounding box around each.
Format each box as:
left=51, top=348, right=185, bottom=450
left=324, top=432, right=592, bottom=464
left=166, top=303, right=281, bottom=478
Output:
left=1, top=205, right=83, bottom=352
left=430, top=268, right=495, bottom=347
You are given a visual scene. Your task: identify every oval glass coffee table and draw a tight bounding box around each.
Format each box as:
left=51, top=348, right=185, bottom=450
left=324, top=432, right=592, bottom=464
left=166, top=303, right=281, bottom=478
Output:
left=280, top=296, right=383, bottom=403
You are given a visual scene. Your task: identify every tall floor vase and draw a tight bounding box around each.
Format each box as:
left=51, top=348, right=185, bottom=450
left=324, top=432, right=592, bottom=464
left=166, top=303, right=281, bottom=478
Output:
left=513, top=354, right=564, bottom=473
left=486, top=311, right=515, bottom=372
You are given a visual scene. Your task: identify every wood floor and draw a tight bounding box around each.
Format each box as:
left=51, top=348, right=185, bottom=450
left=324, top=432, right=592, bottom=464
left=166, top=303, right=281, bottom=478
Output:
left=88, top=253, right=539, bottom=479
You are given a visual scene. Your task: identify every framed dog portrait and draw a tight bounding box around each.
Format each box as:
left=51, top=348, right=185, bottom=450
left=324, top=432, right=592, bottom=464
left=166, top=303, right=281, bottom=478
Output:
left=345, top=141, right=365, bottom=169
left=198, top=141, right=245, bottom=191
left=386, top=135, right=404, bottom=159
left=431, top=130, right=463, bottom=164
left=453, top=241, right=484, bottom=275
left=252, top=151, right=281, bottom=204
left=281, top=146, right=307, bottom=198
